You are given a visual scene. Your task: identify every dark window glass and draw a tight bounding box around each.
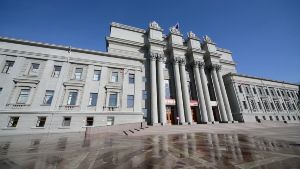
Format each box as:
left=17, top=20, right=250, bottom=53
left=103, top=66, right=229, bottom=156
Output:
left=2, top=61, right=15, bottom=74
left=129, top=73, right=135, bottom=84
left=109, top=93, right=117, bottom=107
left=7, top=116, right=19, bottom=127
left=43, top=90, right=54, bottom=105
left=86, top=117, right=94, bottom=126
left=67, top=92, right=78, bottom=105
left=36, top=117, right=47, bottom=127
left=127, top=95, right=134, bottom=108
left=89, top=93, right=98, bottom=106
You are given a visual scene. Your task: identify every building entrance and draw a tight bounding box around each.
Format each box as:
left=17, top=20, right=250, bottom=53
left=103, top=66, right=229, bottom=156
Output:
left=212, top=106, right=221, bottom=121
left=166, top=106, right=176, bottom=124
left=191, top=107, right=198, bottom=123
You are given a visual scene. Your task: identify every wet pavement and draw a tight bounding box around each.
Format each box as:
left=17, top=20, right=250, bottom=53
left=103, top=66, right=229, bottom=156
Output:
left=0, top=131, right=300, bottom=169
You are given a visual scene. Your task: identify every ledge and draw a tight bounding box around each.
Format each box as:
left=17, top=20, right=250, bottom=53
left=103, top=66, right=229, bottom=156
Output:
left=31, top=127, right=45, bottom=129
left=2, top=127, right=17, bottom=130
left=58, top=126, right=70, bottom=129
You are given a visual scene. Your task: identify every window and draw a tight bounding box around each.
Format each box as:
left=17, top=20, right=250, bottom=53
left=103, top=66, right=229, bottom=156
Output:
left=293, top=116, right=296, bottom=120
left=62, top=117, right=71, bottom=127
left=7, top=116, right=19, bottom=127
left=265, top=89, right=269, bottom=95
left=258, top=102, right=262, bottom=110
left=93, top=70, right=101, bottom=81
left=258, top=88, right=263, bottom=95
left=253, top=87, right=257, bottom=94
left=52, top=65, right=62, bottom=78
left=0, top=87, right=2, bottom=94
left=74, top=68, right=83, bottom=80
left=86, top=117, right=94, bottom=126
left=286, top=102, right=292, bottom=110
left=270, top=90, right=275, bottom=96
left=282, top=103, right=286, bottom=110
left=43, top=90, right=54, bottom=105
left=108, top=93, right=117, bottom=107
left=245, top=87, right=250, bottom=94
left=88, top=93, right=98, bottom=106
left=292, top=104, right=296, bottom=110
left=127, top=95, right=134, bottom=108
left=165, top=80, right=171, bottom=98
left=250, top=100, right=257, bottom=110
left=275, top=101, right=282, bottom=111
left=269, top=116, right=273, bottom=121
left=282, top=116, right=285, bottom=121
left=111, top=72, right=118, bottom=82
left=287, top=92, right=290, bottom=97
left=2, top=61, right=14, bottom=74
left=36, top=117, right=47, bottom=127
left=142, top=90, right=147, bottom=100
left=107, top=116, right=114, bottom=126
left=142, top=108, right=148, bottom=119
left=238, top=85, right=243, bottom=93
left=17, top=89, right=30, bottom=104
left=287, top=116, right=291, bottom=120
left=277, top=90, right=281, bottom=96
left=129, top=73, right=135, bottom=84
left=67, top=92, right=78, bottom=105
left=270, top=102, right=275, bottom=110
left=281, top=90, right=285, bottom=97
left=30, top=63, right=40, bottom=74
left=243, top=101, right=248, bottom=109
left=263, top=101, right=270, bottom=111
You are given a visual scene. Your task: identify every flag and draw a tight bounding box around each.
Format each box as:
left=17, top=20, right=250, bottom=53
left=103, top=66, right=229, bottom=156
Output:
left=175, top=22, right=179, bottom=29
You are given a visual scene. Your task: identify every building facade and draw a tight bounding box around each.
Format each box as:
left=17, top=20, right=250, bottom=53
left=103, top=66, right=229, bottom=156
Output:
left=0, top=22, right=299, bottom=135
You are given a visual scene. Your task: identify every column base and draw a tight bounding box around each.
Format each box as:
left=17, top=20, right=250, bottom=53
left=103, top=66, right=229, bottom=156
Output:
left=151, top=123, right=162, bottom=126
left=219, top=121, right=229, bottom=123
left=179, top=122, right=188, bottom=125
left=188, top=122, right=197, bottom=125
left=199, top=122, right=208, bottom=124
left=229, top=121, right=238, bottom=123
left=161, top=123, right=171, bottom=126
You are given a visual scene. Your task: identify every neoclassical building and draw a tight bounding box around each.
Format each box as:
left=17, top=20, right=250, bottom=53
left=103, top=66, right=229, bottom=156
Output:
left=0, top=21, right=299, bottom=135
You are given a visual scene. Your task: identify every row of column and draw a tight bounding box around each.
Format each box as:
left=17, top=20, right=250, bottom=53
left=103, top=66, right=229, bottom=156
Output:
left=150, top=54, right=233, bottom=124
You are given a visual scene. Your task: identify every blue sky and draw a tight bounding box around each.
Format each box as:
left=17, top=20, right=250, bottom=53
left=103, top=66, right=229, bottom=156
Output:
left=1, top=0, right=299, bottom=83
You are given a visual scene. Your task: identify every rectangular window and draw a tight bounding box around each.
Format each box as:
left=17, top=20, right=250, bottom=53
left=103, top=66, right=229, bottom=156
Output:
left=277, top=90, right=281, bottom=96
left=43, top=90, right=54, bottom=105
left=74, top=68, right=83, bottom=80
left=270, top=102, right=275, bottom=110
left=258, top=88, right=263, bottom=95
left=86, top=117, right=94, bottom=126
left=271, top=90, right=275, bottom=96
left=265, top=89, right=269, bottom=95
left=142, top=108, right=148, bottom=119
left=52, top=65, right=62, bottom=78
left=7, top=116, right=19, bottom=127
left=36, top=116, right=47, bottom=127
left=287, top=92, right=291, bottom=97
left=275, top=101, right=282, bottom=111
left=17, top=89, right=30, bottom=104
left=282, top=103, right=286, bottom=110
left=250, top=100, right=257, bottom=110
left=253, top=87, right=257, bottom=94
left=281, top=90, right=285, bottom=97
left=142, top=90, right=147, bottom=100
left=243, top=101, right=248, bottom=109
left=258, top=102, right=262, bottom=109
left=2, top=61, right=15, bottom=74
left=111, top=72, right=118, bottom=82
left=165, top=80, right=171, bottom=98
left=67, top=92, right=78, bottom=105
left=245, top=87, right=250, bottom=94
left=108, top=93, right=117, bottom=107
left=93, top=70, right=101, bottom=81
left=238, top=85, right=243, bottom=93
left=128, top=73, right=135, bottom=84
left=263, top=101, right=270, bottom=111
left=107, top=116, right=114, bottom=126
left=62, top=117, right=71, bottom=127
left=127, top=95, right=134, bottom=108
left=88, top=93, right=98, bottom=106
left=30, top=63, right=40, bottom=74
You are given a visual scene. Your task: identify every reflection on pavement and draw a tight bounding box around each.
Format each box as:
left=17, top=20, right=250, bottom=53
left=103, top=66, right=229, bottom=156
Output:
left=0, top=132, right=300, bottom=169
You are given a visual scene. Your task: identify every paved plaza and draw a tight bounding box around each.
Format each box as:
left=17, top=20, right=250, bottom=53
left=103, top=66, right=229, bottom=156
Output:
left=0, top=123, right=300, bottom=169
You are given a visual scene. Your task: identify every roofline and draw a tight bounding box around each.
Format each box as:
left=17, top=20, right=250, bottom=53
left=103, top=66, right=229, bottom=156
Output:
left=0, top=36, right=144, bottom=62
left=225, top=73, right=299, bottom=86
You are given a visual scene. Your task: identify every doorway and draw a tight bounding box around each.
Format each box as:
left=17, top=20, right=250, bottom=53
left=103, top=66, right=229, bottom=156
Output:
left=212, top=106, right=220, bottom=121
left=191, top=107, right=198, bottom=123
left=166, top=106, right=176, bottom=124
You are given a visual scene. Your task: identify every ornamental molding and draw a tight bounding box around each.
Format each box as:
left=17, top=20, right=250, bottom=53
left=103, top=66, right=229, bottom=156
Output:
left=149, top=21, right=163, bottom=31
left=203, top=35, right=215, bottom=44
left=188, top=31, right=200, bottom=40
left=173, top=57, right=186, bottom=64
left=207, top=64, right=222, bottom=71
left=169, top=26, right=183, bottom=36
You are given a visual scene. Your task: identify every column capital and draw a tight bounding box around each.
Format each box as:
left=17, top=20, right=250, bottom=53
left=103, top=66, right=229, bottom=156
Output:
left=174, top=57, right=186, bottom=65
left=193, top=60, right=205, bottom=69
left=149, top=52, right=159, bottom=60
left=157, top=55, right=166, bottom=63
left=208, top=64, right=222, bottom=71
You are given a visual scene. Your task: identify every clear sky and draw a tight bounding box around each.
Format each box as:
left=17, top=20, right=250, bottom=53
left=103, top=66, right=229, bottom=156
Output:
left=1, top=0, right=299, bottom=83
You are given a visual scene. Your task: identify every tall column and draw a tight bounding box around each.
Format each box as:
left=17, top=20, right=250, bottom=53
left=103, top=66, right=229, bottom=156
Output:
left=216, top=67, right=233, bottom=121
left=179, top=59, right=193, bottom=124
left=211, top=64, right=228, bottom=122
left=150, top=54, right=158, bottom=124
left=199, top=62, right=215, bottom=122
left=173, top=57, right=185, bottom=124
left=193, top=61, right=208, bottom=123
left=157, top=55, right=167, bottom=124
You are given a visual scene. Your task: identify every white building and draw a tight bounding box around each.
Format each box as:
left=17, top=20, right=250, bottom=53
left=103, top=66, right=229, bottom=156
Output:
left=0, top=22, right=299, bottom=135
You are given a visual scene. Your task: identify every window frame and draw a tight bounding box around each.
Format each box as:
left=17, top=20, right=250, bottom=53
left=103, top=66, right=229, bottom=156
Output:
left=86, top=117, right=94, bottom=126
left=108, top=93, right=118, bottom=107
left=93, top=70, right=101, bottom=81
left=36, top=116, right=47, bottom=128
left=127, top=95, right=134, bottom=108
left=88, top=93, right=98, bottom=106
left=2, top=60, right=15, bottom=74
left=17, top=89, right=30, bottom=104
left=43, top=90, right=54, bottom=105
left=7, top=116, right=19, bottom=128
left=111, top=72, right=119, bottom=83
left=52, top=65, right=62, bottom=78
left=62, top=116, right=71, bottom=127
left=67, top=91, right=78, bottom=105
left=74, top=68, right=83, bottom=80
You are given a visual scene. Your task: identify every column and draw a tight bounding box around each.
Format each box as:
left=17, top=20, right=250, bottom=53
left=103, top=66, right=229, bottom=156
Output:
left=157, top=55, right=167, bottom=124
left=193, top=62, right=208, bottom=123
left=211, top=64, right=228, bottom=122
left=179, top=59, right=193, bottom=124
left=216, top=67, right=233, bottom=121
left=150, top=55, right=158, bottom=124
left=173, top=57, right=185, bottom=124
left=199, top=62, right=215, bottom=122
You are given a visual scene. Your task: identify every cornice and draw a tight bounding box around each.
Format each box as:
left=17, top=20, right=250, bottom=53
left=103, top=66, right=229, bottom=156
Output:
left=111, top=22, right=146, bottom=33
left=170, top=43, right=187, bottom=51
left=225, top=73, right=299, bottom=87
left=148, top=38, right=166, bottom=46
left=219, top=59, right=236, bottom=66
left=217, top=47, right=232, bottom=54
left=13, top=78, right=40, bottom=85
left=106, top=36, right=145, bottom=47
